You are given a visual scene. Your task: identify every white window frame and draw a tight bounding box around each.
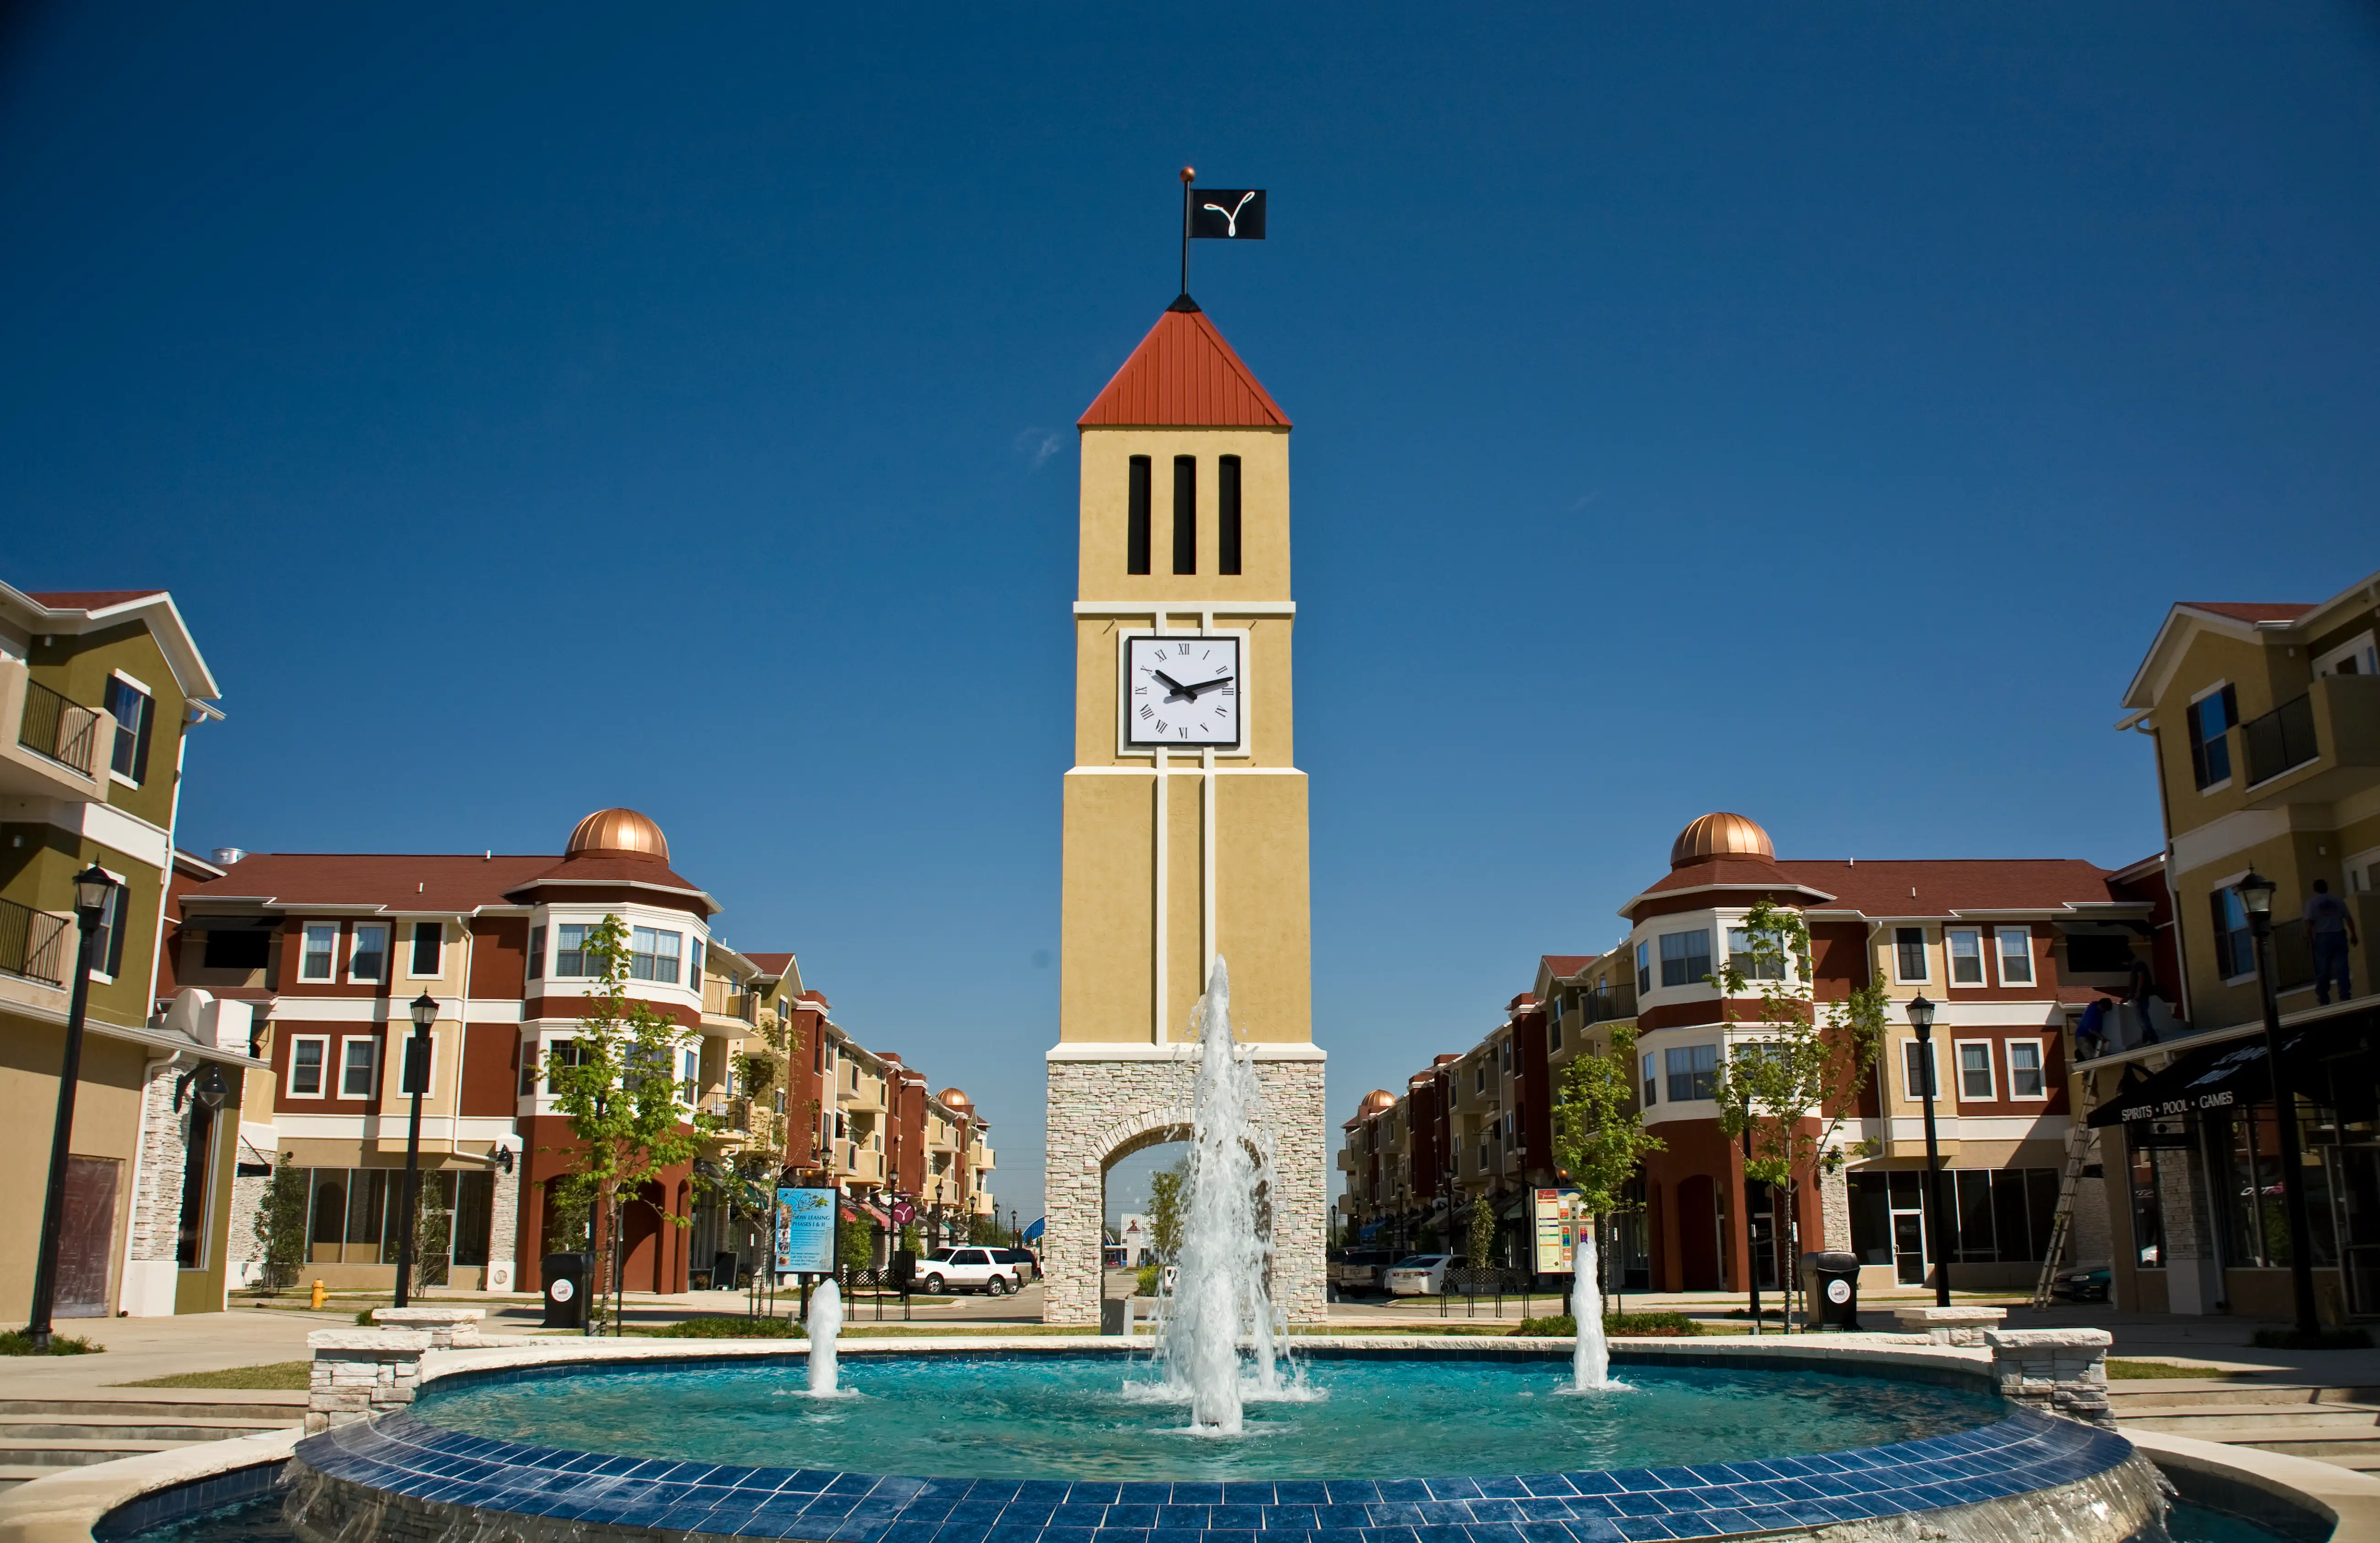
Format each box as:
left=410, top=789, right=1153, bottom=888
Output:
left=2188, top=677, right=2236, bottom=795
left=338, top=1034, right=379, bottom=1100
left=287, top=1034, right=330, bottom=1099
left=104, top=669, right=155, bottom=789
left=1892, top=926, right=1932, bottom=985
left=1900, top=1038, right=1941, bottom=1102
left=2314, top=630, right=2376, bottom=680
left=299, top=922, right=339, bottom=983
left=347, top=922, right=390, bottom=985
left=1995, top=926, right=2036, bottom=987
left=2006, top=1038, right=2049, bottom=1102
left=1952, top=1038, right=1996, bottom=1103
left=405, top=920, right=444, bottom=980
left=1945, top=927, right=1985, bottom=988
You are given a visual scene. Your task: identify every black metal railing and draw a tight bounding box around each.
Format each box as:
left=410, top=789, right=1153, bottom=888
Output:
left=1580, top=985, right=1638, bottom=1026
left=0, top=897, right=72, bottom=986
left=16, top=679, right=102, bottom=778
left=2244, top=693, right=2319, bottom=785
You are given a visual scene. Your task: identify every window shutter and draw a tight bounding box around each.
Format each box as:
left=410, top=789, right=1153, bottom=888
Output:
left=130, top=689, right=156, bottom=785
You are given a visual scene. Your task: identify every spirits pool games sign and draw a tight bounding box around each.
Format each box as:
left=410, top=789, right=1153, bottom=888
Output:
left=777, top=1187, right=838, bottom=1275
left=1531, top=1187, right=1585, bottom=1273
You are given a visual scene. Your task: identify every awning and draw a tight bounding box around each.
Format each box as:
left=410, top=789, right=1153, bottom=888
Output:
left=1023, top=1216, right=1045, bottom=1242
left=2089, top=1039, right=2272, bottom=1127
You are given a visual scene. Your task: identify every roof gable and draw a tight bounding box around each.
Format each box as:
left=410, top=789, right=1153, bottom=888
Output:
left=1078, top=300, right=1291, bottom=429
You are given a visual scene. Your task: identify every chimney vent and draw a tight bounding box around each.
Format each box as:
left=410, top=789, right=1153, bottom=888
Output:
left=211, top=847, right=246, bottom=866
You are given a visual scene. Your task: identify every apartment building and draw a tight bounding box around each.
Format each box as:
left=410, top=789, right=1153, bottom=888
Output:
left=2089, top=573, right=2380, bottom=1321
left=170, top=805, right=996, bottom=1295
left=1341, top=810, right=2161, bottom=1296
left=1, top=584, right=244, bottom=1319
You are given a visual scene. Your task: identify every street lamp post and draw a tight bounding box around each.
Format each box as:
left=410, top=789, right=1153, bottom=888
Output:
left=27, top=866, right=120, bottom=1351
left=1908, top=995, right=1953, bottom=1309
left=2237, top=871, right=2322, bottom=1335
left=393, top=992, right=438, bottom=1310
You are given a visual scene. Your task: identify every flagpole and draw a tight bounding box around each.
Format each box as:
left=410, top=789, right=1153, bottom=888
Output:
left=1179, top=165, right=1194, bottom=299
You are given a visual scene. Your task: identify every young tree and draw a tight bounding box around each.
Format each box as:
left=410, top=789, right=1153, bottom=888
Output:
left=1551, top=1023, right=1665, bottom=1385
left=254, top=1154, right=308, bottom=1292
left=1466, top=1190, right=1497, bottom=1273
left=1147, top=1158, right=1188, bottom=1263
left=1709, top=899, right=1888, bottom=1329
left=542, top=915, right=715, bottom=1333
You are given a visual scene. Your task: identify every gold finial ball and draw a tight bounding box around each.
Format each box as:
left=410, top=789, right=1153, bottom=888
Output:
left=1359, top=1088, right=1396, bottom=1115
left=1180, top=166, right=1195, bottom=183
left=1669, top=811, right=1774, bottom=868
left=565, top=807, right=670, bottom=862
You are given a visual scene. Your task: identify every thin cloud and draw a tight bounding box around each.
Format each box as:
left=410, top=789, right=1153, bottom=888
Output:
left=1014, top=428, right=1063, bottom=470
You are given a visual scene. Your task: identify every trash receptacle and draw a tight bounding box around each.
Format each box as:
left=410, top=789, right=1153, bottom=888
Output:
left=890, top=1250, right=917, bottom=1291
left=542, top=1252, right=588, bottom=1328
left=1800, top=1251, right=1862, bottom=1331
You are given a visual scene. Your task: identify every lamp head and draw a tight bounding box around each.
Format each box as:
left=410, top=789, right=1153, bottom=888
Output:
left=408, top=991, right=438, bottom=1031
left=193, top=1062, right=229, bottom=1110
left=2237, top=870, right=2276, bottom=929
left=1907, top=994, right=1937, bottom=1037
left=73, top=863, right=115, bottom=924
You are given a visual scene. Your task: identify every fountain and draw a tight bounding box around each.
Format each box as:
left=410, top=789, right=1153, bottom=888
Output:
left=1154, top=956, right=1293, bottom=1434
left=804, top=1276, right=843, bottom=1396
left=1569, top=1223, right=1617, bottom=1392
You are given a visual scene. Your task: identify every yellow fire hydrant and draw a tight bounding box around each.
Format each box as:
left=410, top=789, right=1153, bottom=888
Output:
left=310, top=1279, right=327, bottom=1311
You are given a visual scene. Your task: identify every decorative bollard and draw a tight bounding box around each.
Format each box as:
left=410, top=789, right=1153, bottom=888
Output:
left=370, top=1305, right=487, bottom=1348
left=1890, top=1304, right=2007, bottom=1346
left=305, top=1328, right=430, bottom=1434
left=1986, top=1326, right=2115, bottom=1428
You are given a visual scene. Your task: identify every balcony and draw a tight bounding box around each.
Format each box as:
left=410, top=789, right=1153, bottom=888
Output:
left=2242, top=674, right=2380, bottom=808
left=844, top=1144, right=886, bottom=1183
left=838, top=1076, right=886, bottom=1113
left=0, top=897, right=72, bottom=988
left=1, top=664, right=105, bottom=800
left=702, top=983, right=759, bottom=1026
left=1580, top=984, right=1637, bottom=1027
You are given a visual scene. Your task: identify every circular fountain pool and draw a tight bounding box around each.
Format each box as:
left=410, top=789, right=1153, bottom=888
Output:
left=414, top=1351, right=2001, bottom=1481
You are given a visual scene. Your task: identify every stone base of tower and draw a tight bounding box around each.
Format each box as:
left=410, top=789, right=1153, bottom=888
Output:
left=1042, top=1043, right=1327, bottom=1328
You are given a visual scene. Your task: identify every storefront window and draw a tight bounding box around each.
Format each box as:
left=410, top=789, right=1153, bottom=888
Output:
left=2211, top=1099, right=2342, bottom=1268
left=2129, top=1130, right=2169, bottom=1267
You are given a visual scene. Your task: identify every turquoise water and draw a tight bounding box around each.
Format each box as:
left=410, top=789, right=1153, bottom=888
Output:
left=416, top=1353, right=2003, bottom=1481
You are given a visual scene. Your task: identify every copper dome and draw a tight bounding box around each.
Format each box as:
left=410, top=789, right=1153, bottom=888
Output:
left=1358, top=1088, right=1396, bottom=1115
left=937, top=1088, right=973, bottom=1110
left=565, top=807, right=670, bottom=862
left=1670, top=812, right=1774, bottom=868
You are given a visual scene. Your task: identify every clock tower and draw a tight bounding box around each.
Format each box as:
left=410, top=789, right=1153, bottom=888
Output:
left=1041, top=296, right=1327, bottom=1326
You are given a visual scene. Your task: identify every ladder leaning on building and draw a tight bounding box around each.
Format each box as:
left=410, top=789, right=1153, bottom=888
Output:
left=2031, top=1065, right=2105, bottom=1308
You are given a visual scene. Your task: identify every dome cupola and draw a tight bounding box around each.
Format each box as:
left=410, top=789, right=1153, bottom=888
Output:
left=565, top=808, right=670, bottom=862
left=1670, top=811, right=1774, bottom=868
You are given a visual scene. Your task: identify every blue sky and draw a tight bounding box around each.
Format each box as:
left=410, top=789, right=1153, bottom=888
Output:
left=6, top=3, right=2379, bottom=1224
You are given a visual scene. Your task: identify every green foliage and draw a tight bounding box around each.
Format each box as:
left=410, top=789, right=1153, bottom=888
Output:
left=542, top=916, right=715, bottom=1309
left=409, top=1191, right=451, bottom=1295
left=1147, top=1159, right=1187, bottom=1262
left=1136, top=1261, right=1162, bottom=1298
left=1551, top=1023, right=1664, bottom=1219
left=656, top=1314, right=801, bottom=1338
left=840, top=1217, right=878, bottom=1273
left=1709, top=900, right=1887, bottom=1193
left=1512, top=1311, right=1700, bottom=1337
left=1466, top=1195, right=1497, bottom=1270
left=124, top=1361, right=309, bottom=1389
left=898, top=1223, right=922, bottom=1255
left=254, top=1154, right=309, bottom=1290
left=2107, top=1359, right=2235, bottom=1379
left=967, top=1211, right=1003, bottom=1244
left=732, top=1050, right=776, bottom=1095
left=0, top=1331, right=101, bottom=1354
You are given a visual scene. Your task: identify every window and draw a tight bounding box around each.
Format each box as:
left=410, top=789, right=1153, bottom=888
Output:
left=300, top=923, right=337, bottom=981
left=2008, top=1040, right=2046, bottom=1099
left=1642, top=1053, right=1657, bottom=1105
left=175, top=1098, right=214, bottom=1269
left=1217, top=455, right=1242, bottom=575
left=89, top=883, right=129, bottom=980
left=340, top=1036, right=378, bottom=1098
left=1893, top=927, right=1929, bottom=982
left=408, top=921, right=442, bottom=977
left=1126, top=456, right=1152, bottom=574
left=690, top=937, right=704, bottom=985
left=541, top=1036, right=590, bottom=1092
left=2064, top=932, right=2134, bottom=974
left=1996, top=928, right=2035, bottom=986
left=1659, top=929, right=1712, bottom=988
left=1726, top=927, right=1786, bottom=981
left=527, top=925, right=546, bottom=980
left=202, top=926, right=269, bottom=971
left=1475, top=1061, right=1485, bottom=1094
left=103, top=675, right=156, bottom=785
left=1172, top=455, right=1196, bottom=574
left=1956, top=1041, right=1995, bottom=1100
left=1663, top=1044, right=1718, bottom=1101
left=680, top=1048, right=701, bottom=1098
left=349, top=924, right=389, bottom=983
left=629, top=926, right=681, bottom=984
left=1548, top=1011, right=1562, bottom=1054
left=2187, top=684, right=2238, bottom=790
left=288, top=1036, right=328, bottom=1098
left=1947, top=928, right=1984, bottom=985
left=1635, top=941, right=1650, bottom=992
left=1902, top=1039, right=1939, bottom=1100
left=555, top=924, right=596, bottom=978
left=2210, top=888, right=2254, bottom=980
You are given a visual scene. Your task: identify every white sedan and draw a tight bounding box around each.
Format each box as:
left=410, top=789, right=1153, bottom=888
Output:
left=1381, top=1254, right=1455, bottom=1295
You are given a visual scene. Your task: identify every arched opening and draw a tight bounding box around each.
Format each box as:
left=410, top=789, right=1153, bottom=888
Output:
left=1104, top=1135, right=1190, bottom=1304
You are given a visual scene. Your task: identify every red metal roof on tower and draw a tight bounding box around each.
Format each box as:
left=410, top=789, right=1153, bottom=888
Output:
left=1078, top=302, right=1291, bottom=429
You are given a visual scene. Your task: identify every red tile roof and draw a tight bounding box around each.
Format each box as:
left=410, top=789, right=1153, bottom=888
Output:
left=746, top=952, right=796, bottom=976
left=2181, top=601, right=2315, bottom=624
left=1078, top=302, right=1291, bottom=428
left=1777, top=858, right=2117, bottom=914
left=1540, top=954, right=1599, bottom=978
left=25, top=589, right=168, bottom=610
left=179, top=853, right=557, bottom=912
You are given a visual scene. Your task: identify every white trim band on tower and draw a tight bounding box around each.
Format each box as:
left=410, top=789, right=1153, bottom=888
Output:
left=1074, top=601, right=1297, bottom=617
left=1045, top=1042, right=1327, bottom=1062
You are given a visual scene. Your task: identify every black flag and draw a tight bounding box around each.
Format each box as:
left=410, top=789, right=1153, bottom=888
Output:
left=1190, top=189, right=1266, bottom=239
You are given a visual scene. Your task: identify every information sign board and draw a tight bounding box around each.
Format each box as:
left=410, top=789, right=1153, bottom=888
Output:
left=1531, top=1186, right=1585, bottom=1273
left=776, top=1186, right=838, bottom=1275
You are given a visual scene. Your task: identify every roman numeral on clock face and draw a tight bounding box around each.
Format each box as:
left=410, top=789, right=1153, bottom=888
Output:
left=1139, top=705, right=1154, bottom=720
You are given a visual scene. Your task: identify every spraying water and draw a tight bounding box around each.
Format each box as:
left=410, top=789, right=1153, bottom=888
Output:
left=1569, top=1225, right=1617, bottom=1391
left=806, top=1278, right=843, bottom=1396
left=1156, top=957, right=1293, bottom=1434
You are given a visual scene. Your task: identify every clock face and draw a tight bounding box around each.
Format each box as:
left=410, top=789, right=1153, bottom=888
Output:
left=1124, top=635, right=1242, bottom=747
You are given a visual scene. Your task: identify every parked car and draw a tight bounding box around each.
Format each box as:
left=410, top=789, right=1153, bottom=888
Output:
left=995, top=1246, right=1041, bottom=1282
left=1382, top=1255, right=1455, bottom=1296
left=916, top=1246, right=1025, bottom=1296
left=2050, top=1266, right=2111, bottom=1303
left=1331, top=1249, right=1396, bottom=1295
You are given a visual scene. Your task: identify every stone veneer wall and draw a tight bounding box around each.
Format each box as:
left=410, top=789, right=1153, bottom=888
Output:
left=1043, top=1047, right=1326, bottom=1327
left=121, top=1060, right=197, bottom=1314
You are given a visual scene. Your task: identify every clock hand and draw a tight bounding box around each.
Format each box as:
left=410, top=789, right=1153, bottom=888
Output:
left=1182, top=674, right=1235, bottom=697
left=1150, top=669, right=1195, bottom=700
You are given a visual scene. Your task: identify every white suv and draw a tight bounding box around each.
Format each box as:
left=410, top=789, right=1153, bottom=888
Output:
left=916, top=1247, right=1025, bottom=1296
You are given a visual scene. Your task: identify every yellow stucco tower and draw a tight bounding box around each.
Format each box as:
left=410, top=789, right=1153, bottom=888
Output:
left=1041, top=297, right=1326, bottom=1325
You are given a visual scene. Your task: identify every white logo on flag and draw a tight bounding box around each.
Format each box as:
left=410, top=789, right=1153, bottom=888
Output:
left=1201, top=191, right=1255, bottom=237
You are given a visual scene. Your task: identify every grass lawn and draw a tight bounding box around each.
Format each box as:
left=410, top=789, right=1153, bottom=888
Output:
left=121, top=1362, right=313, bottom=1390
left=2106, top=1359, right=2236, bottom=1379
